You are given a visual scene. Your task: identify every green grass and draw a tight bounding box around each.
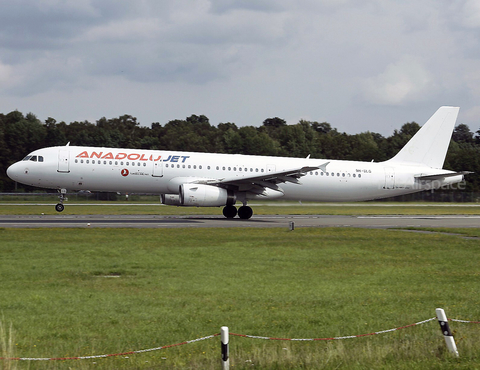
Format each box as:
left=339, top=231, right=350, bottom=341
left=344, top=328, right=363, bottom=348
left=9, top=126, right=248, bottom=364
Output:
left=1, top=201, right=480, bottom=215
left=0, top=228, right=479, bottom=369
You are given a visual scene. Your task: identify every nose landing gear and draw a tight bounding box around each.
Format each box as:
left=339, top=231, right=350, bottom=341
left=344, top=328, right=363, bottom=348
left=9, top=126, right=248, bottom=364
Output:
left=55, top=189, right=67, bottom=212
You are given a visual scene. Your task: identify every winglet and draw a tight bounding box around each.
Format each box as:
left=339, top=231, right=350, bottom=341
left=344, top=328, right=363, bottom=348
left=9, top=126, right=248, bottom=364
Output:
left=318, top=161, right=330, bottom=173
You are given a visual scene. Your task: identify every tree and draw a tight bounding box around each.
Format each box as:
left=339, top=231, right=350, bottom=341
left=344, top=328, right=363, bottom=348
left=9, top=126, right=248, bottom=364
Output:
left=44, top=117, right=67, bottom=146
left=452, top=124, right=474, bottom=144
left=262, top=117, right=287, bottom=128
left=312, top=121, right=334, bottom=134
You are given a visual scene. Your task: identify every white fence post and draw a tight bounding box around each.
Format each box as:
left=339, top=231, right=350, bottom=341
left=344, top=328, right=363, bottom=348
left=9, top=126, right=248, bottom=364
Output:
left=435, top=308, right=459, bottom=357
left=221, top=326, right=229, bottom=370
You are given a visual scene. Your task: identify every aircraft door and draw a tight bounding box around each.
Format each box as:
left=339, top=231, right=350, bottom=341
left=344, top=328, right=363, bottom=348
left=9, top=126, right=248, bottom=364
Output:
left=58, top=149, right=70, bottom=173
left=152, top=160, right=163, bottom=177
left=384, top=167, right=395, bottom=189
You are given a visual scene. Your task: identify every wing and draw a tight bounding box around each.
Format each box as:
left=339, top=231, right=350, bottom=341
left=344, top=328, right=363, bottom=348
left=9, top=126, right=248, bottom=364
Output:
left=204, top=162, right=330, bottom=194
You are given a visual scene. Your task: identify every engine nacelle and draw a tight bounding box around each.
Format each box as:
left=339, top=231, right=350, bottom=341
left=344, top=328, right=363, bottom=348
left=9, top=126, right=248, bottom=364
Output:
left=160, top=194, right=182, bottom=206
left=179, top=184, right=235, bottom=207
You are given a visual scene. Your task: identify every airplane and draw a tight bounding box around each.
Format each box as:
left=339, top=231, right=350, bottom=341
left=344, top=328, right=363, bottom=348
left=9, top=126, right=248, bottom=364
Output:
left=6, top=106, right=470, bottom=219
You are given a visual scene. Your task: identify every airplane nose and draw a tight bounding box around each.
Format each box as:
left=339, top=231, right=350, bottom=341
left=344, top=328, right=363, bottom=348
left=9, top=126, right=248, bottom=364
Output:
left=6, top=162, right=25, bottom=182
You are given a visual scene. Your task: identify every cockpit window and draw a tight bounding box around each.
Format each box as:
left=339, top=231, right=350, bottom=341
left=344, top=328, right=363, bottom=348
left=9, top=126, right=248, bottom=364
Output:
left=21, top=155, right=43, bottom=162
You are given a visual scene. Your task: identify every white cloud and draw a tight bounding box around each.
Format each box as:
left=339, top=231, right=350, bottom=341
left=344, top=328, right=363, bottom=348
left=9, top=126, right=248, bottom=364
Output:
left=0, top=60, right=13, bottom=85
left=79, top=18, right=163, bottom=43
left=361, top=56, right=435, bottom=106
left=460, top=0, right=480, bottom=28
left=1, top=0, right=480, bottom=135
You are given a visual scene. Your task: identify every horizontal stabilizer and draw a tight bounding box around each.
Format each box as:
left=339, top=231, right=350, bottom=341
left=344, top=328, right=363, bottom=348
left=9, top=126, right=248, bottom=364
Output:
left=415, top=171, right=473, bottom=181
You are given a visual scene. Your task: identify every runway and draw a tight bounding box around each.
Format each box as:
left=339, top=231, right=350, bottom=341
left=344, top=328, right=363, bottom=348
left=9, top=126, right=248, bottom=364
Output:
left=0, top=214, right=479, bottom=228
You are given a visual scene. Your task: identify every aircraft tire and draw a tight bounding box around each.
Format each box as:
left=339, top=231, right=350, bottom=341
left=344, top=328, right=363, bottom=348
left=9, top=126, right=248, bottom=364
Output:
left=238, top=206, right=253, bottom=219
left=222, top=205, right=237, bottom=218
left=55, top=203, right=65, bottom=212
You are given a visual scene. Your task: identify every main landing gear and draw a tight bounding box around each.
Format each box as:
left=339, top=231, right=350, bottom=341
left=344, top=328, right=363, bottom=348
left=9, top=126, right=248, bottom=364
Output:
left=55, top=189, right=67, bottom=212
left=222, top=205, right=253, bottom=219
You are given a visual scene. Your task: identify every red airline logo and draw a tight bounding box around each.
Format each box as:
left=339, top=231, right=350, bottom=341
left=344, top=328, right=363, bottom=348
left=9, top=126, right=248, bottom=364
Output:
left=76, top=151, right=162, bottom=161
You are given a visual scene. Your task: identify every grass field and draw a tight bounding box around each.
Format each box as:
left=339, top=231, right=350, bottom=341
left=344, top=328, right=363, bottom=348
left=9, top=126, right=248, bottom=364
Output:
left=0, top=200, right=480, bottom=216
left=0, top=227, right=479, bottom=369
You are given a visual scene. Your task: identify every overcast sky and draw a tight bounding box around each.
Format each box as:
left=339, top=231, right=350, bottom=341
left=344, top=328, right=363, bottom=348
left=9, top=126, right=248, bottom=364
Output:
left=1, top=0, right=480, bottom=136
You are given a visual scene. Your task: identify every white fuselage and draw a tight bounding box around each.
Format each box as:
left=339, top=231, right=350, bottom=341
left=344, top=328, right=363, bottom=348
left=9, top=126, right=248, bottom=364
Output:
left=6, top=146, right=463, bottom=203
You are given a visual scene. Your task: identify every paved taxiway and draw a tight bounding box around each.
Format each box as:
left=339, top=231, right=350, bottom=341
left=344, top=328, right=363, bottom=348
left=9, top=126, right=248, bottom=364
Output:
left=0, top=214, right=479, bottom=228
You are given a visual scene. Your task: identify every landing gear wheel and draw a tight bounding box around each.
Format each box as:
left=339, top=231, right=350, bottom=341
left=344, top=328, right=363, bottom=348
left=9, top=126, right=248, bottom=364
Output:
left=55, top=203, right=65, bottom=213
left=222, top=205, right=238, bottom=219
left=238, top=206, right=253, bottom=220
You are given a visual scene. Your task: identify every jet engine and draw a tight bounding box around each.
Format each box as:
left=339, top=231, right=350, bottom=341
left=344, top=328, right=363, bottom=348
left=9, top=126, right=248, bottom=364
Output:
left=160, top=194, right=182, bottom=206
left=179, top=184, right=235, bottom=207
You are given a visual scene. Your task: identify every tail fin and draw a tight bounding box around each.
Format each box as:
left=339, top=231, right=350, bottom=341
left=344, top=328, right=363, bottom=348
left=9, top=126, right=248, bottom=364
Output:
left=386, top=106, right=459, bottom=169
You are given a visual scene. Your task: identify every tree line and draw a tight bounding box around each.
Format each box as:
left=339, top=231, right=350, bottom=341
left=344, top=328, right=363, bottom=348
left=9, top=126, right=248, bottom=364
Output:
left=1, top=110, right=479, bottom=194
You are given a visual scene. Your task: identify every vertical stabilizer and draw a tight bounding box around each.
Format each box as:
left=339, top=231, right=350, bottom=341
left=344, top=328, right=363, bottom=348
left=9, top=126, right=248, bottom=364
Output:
left=386, top=106, right=459, bottom=169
